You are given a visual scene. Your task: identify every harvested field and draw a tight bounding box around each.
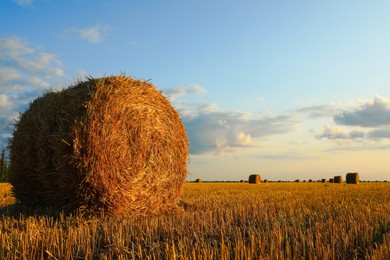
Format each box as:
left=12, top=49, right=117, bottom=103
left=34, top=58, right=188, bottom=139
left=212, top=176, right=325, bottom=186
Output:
left=0, top=182, right=389, bottom=259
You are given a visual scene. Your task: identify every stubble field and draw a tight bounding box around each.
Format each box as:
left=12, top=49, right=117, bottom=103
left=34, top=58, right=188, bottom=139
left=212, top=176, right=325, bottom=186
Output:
left=0, top=182, right=389, bottom=259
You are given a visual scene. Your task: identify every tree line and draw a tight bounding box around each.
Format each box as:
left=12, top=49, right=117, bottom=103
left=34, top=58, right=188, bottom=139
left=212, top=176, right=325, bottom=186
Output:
left=0, top=149, right=8, bottom=182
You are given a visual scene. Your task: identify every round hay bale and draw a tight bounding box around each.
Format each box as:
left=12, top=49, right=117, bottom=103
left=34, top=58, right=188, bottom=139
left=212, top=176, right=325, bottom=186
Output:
left=248, top=174, right=261, bottom=184
left=321, top=179, right=326, bottom=183
left=346, top=172, right=359, bottom=184
left=334, top=176, right=343, bottom=183
left=9, top=75, right=189, bottom=216
left=194, top=178, right=202, bottom=183
left=329, top=178, right=334, bottom=183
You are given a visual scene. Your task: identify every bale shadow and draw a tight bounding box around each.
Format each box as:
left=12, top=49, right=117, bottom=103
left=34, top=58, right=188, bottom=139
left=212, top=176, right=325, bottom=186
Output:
left=0, top=202, right=80, bottom=219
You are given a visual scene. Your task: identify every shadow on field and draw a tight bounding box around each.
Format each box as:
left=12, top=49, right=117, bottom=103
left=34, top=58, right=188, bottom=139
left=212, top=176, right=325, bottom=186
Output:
left=0, top=202, right=80, bottom=219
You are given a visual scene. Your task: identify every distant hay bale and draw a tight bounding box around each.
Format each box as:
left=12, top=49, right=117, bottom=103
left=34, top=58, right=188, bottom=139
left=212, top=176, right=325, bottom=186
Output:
left=334, top=176, right=343, bottom=183
left=248, top=174, right=261, bottom=184
left=346, top=172, right=359, bottom=184
left=308, top=179, right=313, bottom=183
left=195, top=179, right=202, bottom=183
left=9, top=75, right=189, bottom=216
left=263, top=179, right=268, bottom=184
left=329, top=178, right=334, bottom=183
left=239, top=180, right=244, bottom=183
left=294, top=179, right=300, bottom=183
left=321, top=179, right=326, bottom=183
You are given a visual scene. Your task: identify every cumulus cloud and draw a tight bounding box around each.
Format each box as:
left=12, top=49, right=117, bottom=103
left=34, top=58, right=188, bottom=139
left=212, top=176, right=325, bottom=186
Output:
left=66, top=24, right=109, bottom=44
left=316, top=125, right=365, bottom=140
left=314, top=96, right=390, bottom=147
left=367, top=128, right=390, bottom=139
left=164, top=84, right=298, bottom=155
left=334, top=96, right=390, bottom=127
left=0, top=36, right=65, bottom=149
left=183, top=108, right=297, bottom=155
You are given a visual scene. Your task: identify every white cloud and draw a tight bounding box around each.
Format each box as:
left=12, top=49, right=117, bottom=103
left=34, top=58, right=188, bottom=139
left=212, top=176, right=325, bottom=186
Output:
left=312, top=96, right=390, bottom=147
left=14, top=0, right=32, bottom=7
left=69, top=24, right=109, bottom=44
left=0, top=37, right=33, bottom=56
left=0, top=67, right=21, bottom=83
left=0, top=36, right=65, bottom=149
left=316, top=124, right=367, bottom=140
left=165, top=84, right=206, bottom=98
left=0, top=95, right=10, bottom=110
left=0, top=37, right=64, bottom=81
left=183, top=108, right=297, bottom=155
left=334, top=96, right=390, bottom=127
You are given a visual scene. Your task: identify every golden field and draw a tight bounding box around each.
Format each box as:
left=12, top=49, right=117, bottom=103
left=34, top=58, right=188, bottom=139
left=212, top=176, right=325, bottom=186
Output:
left=0, top=182, right=389, bottom=259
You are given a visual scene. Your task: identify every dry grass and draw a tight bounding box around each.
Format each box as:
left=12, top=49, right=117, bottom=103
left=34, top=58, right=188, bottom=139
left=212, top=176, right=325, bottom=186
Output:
left=8, top=75, right=189, bottom=216
left=0, top=182, right=389, bottom=259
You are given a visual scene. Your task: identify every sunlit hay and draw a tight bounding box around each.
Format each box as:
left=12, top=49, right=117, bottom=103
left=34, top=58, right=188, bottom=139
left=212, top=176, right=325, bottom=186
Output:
left=329, top=178, right=334, bottom=183
left=321, top=179, right=326, bottom=183
left=195, top=179, right=202, bottom=183
left=334, top=176, right=343, bottom=184
left=346, top=172, right=359, bottom=184
left=248, top=174, right=261, bottom=184
left=9, top=75, right=189, bottom=216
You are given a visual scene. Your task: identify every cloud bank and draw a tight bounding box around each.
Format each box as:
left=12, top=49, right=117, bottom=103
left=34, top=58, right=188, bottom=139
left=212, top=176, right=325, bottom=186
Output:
left=0, top=37, right=65, bottom=148
left=317, top=96, right=390, bottom=143
left=334, top=96, right=390, bottom=127
left=166, top=85, right=297, bottom=155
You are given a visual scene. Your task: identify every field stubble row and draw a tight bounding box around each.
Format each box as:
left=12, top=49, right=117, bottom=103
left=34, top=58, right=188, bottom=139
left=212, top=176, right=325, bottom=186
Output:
left=0, top=182, right=389, bottom=259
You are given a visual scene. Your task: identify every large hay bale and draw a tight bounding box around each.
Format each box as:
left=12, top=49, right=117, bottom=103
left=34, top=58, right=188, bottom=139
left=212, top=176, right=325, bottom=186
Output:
left=346, top=172, right=359, bottom=184
left=194, top=178, right=202, bottom=183
left=9, top=75, right=189, bottom=216
left=248, top=174, right=261, bottom=184
left=334, top=176, right=343, bottom=183
left=321, top=179, right=326, bottom=183
left=329, top=178, right=334, bottom=183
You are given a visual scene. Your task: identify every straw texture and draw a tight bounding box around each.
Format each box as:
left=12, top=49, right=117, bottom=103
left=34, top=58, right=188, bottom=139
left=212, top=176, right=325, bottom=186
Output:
left=9, top=75, right=189, bottom=216
left=334, top=176, right=343, bottom=184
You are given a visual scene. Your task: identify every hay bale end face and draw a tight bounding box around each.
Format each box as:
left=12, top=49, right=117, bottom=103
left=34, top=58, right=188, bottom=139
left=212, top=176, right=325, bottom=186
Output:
left=346, top=172, right=359, bottom=184
left=9, top=75, right=189, bottom=216
left=334, top=176, right=343, bottom=183
left=248, top=174, right=261, bottom=184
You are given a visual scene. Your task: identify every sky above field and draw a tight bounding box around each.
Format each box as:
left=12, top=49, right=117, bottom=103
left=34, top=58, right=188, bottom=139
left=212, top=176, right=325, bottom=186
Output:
left=1, top=0, right=390, bottom=181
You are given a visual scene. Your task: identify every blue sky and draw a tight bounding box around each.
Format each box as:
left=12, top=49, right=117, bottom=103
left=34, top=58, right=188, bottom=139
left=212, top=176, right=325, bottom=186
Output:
left=1, top=0, right=390, bottom=181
